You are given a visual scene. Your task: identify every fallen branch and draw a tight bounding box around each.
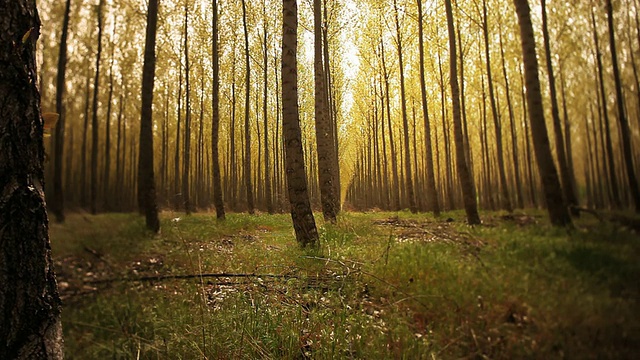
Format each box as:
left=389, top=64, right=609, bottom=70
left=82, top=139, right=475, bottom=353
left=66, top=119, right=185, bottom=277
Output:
left=88, top=272, right=298, bottom=285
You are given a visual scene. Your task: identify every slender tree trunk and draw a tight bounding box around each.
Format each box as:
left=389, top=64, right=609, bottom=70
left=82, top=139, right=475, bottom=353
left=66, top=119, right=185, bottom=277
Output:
left=445, top=0, right=480, bottom=224
left=90, top=0, right=105, bottom=215
left=262, top=2, right=273, bottom=214
left=183, top=1, right=192, bottom=214
left=137, top=0, right=160, bottom=232
left=242, top=0, right=255, bottom=214
left=606, top=0, right=640, bottom=212
left=174, top=44, right=183, bottom=210
left=437, top=49, right=454, bottom=210
left=393, top=0, right=417, bottom=213
left=416, top=0, right=439, bottom=215
left=380, top=38, right=400, bottom=211
left=282, top=0, right=319, bottom=245
left=513, top=0, right=571, bottom=226
left=592, top=7, right=621, bottom=208
left=0, top=1, right=63, bottom=356
left=103, top=41, right=114, bottom=211
left=540, top=0, right=577, bottom=213
left=499, top=28, right=525, bottom=209
left=518, top=64, right=537, bottom=207
left=323, top=1, right=341, bottom=212
left=229, top=49, right=238, bottom=209
left=314, top=0, right=338, bottom=222
left=211, top=0, right=225, bottom=219
left=81, top=71, right=90, bottom=208
left=51, top=0, right=71, bottom=222
left=115, top=91, right=124, bottom=210
left=559, top=71, right=578, bottom=204
left=483, top=0, right=512, bottom=212
left=379, top=79, right=391, bottom=209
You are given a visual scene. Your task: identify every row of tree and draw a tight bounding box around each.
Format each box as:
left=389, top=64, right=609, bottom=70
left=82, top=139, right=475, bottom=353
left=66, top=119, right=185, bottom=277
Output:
left=346, top=0, right=640, bottom=219
left=37, top=0, right=640, bottom=232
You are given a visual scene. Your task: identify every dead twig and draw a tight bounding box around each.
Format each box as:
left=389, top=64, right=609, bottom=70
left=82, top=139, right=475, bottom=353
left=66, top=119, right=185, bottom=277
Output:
left=88, top=272, right=298, bottom=284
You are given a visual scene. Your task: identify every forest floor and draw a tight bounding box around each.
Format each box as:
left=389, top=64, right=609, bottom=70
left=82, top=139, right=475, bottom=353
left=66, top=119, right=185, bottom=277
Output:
left=50, top=209, right=640, bottom=359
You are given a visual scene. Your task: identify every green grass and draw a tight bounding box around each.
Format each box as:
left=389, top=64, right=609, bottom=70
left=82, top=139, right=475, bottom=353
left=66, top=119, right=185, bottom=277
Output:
left=50, top=210, right=640, bottom=359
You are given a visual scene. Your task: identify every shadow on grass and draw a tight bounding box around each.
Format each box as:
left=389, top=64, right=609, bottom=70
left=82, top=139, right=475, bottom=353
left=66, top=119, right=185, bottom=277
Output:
left=556, top=245, right=640, bottom=297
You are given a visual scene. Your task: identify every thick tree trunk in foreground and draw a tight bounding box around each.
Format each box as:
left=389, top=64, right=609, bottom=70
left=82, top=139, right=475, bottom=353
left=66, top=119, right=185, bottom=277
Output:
left=137, top=0, right=160, bottom=233
left=282, top=0, right=319, bottom=246
left=513, top=0, right=572, bottom=226
left=0, top=1, right=63, bottom=357
left=445, top=0, right=480, bottom=225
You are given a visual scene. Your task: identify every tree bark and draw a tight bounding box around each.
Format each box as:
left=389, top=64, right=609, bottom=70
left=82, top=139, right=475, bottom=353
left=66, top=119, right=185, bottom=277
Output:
left=606, top=0, right=640, bottom=212
left=393, top=0, right=417, bottom=213
left=262, top=1, right=273, bottom=214
left=314, top=0, right=338, bottom=222
left=513, top=0, right=571, bottom=226
left=416, top=0, right=440, bottom=215
left=182, top=0, right=192, bottom=214
left=380, top=38, right=401, bottom=211
left=137, top=0, right=160, bottom=232
left=591, top=7, right=621, bottom=208
left=91, top=0, right=105, bottom=214
left=282, top=0, right=319, bottom=246
left=483, top=0, right=512, bottom=212
left=211, top=0, right=225, bottom=219
left=540, top=0, right=577, bottom=212
left=445, top=0, right=480, bottom=224
left=0, top=1, right=63, bottom=357
left=242, top=0, right=255, bottom=214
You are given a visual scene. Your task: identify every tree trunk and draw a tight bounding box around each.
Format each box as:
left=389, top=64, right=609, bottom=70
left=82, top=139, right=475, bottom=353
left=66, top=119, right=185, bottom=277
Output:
left=323, top=1, right=341, bottom=213
left=499, top=27, right=525, bottom=209
left=262, top=1, right=273, bottom=214
left=591, top=7, right=621, bottom=208
left=174, top=44, right=183, bottom=210
left=242, top=0, right=255, bottom=214
left=81, top=71, right=90, bottom=208
left=103, top=40, right=114, bottom=211
left=0, top=1, right=63, bottom=356
left=314, top=0, right=338, bottom=222
left=445, top=0, right=480, bottom=224
left=540, top=0, right=577, bottom=213
left=416, top=0, right=440, bottom=215
left=51, top=0, right=71, bottom=222
left=606, top=0, right=640, bottom=212
left=380, top=38, right=401, bottom=211
left=483, top=0, right=512, bottom=212
left=394, top=0, right=417, bottom=213
left=282, top=0, right=319, bottom=246
left=91, top=0, right=105, bottom=215
left=513, top=0, right=571, bottom=226
left=182, top=1, right=192, bottom=214
left=137, top=0, right=160, bottom=232
left=211, top=0, right=225, bottom=219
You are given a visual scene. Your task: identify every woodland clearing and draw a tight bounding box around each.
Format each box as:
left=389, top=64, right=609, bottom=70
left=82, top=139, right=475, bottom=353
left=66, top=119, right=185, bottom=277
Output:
left=51, top=210, right=640, bottom=359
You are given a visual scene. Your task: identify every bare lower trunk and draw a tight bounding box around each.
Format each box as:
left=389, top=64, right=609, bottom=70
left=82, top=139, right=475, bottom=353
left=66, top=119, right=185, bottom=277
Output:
left=0, top=1, right=63, bottom=357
